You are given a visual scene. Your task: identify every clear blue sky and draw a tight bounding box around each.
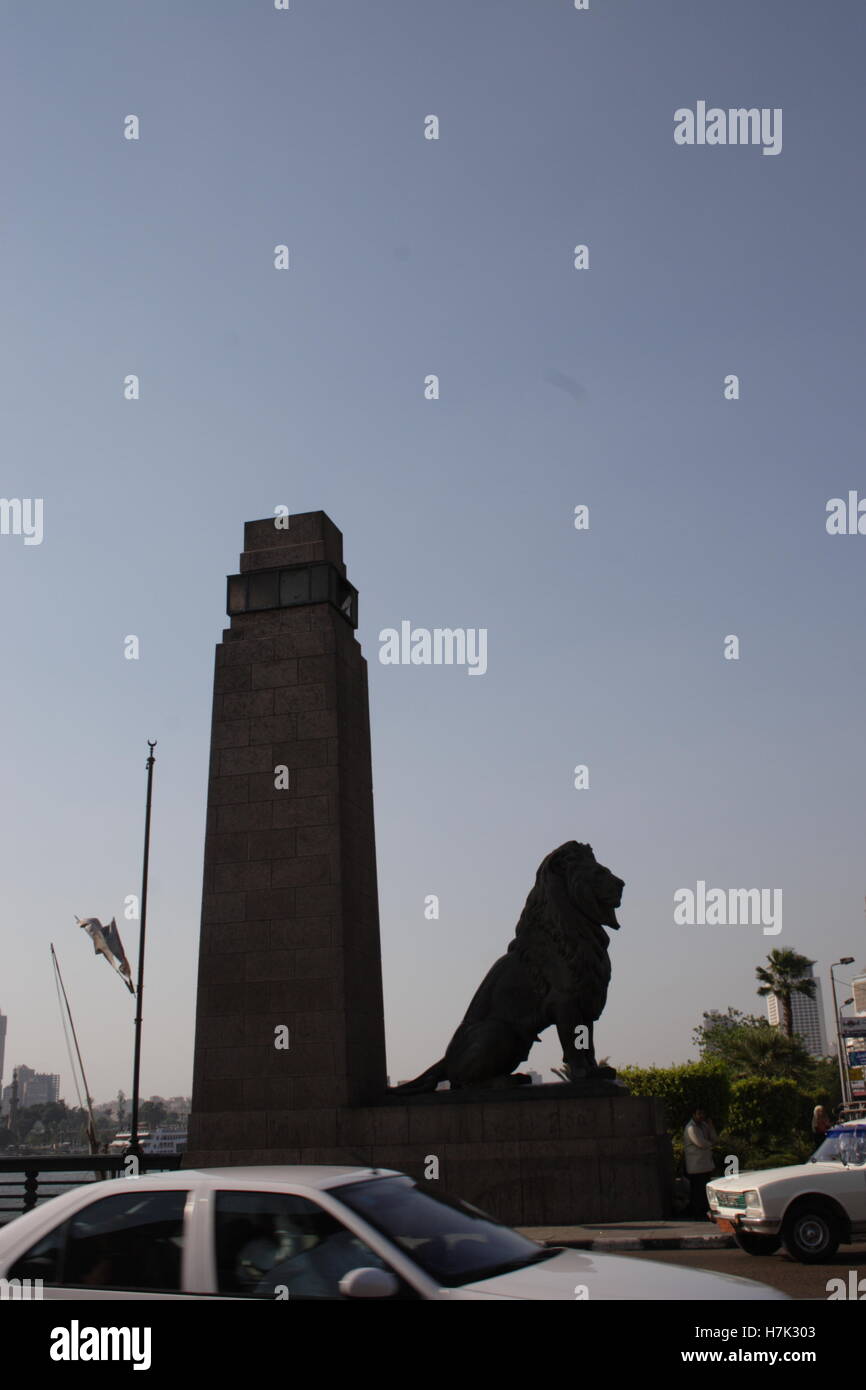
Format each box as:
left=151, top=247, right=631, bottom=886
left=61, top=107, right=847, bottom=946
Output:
left=2, top=0, right=864, bottom=1104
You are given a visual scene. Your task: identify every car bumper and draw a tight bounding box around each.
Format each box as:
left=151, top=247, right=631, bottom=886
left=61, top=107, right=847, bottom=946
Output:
left=711, top=1214, right=781, bottom=1236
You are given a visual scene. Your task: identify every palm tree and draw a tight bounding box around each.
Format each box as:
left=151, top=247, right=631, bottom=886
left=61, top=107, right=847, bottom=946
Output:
left=724, top=1023, right=811, bottom=1081
left=755, top=949, right=817, bottom=1038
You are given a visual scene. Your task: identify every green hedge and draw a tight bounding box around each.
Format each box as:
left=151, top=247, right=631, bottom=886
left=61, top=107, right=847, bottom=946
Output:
left=618, top=1062, right=731, bottom=1133
left=619, top=1064, right=833, bottom=1171
left=727, top=1076, right=800, bottom=1137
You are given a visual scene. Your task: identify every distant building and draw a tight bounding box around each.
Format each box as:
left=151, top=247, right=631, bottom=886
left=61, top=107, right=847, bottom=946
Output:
left=765, top=964, right=828, bottom=1057
left=0, top=1009, right=6, bottom=1092
left=701, top=1011, right=737, bottom=1033
left=853, top=971, right=866, bottom=1016
left=25, top=1072, right=61, bottom=1105
left=1, top=1064, right=60, bottom=1108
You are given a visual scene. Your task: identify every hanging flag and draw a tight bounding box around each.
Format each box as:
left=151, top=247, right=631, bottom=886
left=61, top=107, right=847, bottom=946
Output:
left=75, top=916, right=135, bottom=994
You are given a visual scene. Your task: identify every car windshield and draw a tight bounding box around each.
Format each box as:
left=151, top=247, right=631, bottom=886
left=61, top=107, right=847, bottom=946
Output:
left=336, top=1176, right=556, bottom=1287
left=811, top=1126, right=866, bottom=1166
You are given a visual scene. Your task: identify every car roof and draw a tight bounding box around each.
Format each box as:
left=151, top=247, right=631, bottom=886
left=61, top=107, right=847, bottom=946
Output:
left=138, top=1165, right=400, bottom=1190
left=0, top=1167, right=405, bottom=1251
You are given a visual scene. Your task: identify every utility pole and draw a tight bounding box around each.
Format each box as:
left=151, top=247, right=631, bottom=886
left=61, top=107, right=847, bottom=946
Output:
left=830, top=957, right=855, bottom=1108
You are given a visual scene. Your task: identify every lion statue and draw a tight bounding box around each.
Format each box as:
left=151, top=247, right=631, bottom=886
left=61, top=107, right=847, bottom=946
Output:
left=392, top=841, right=624, bottom=1094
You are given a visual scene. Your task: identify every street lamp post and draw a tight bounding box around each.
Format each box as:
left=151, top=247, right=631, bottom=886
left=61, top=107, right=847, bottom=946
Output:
left=830, top=958, right=856, bottom=1108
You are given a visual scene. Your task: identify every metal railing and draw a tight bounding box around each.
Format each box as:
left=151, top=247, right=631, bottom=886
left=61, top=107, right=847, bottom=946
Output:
left=0, top=1155, right=183, bottom=1224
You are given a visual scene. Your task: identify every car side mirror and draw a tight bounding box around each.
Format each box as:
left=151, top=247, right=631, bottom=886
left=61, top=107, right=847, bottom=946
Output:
left=339, top=1267, right=400, bottom=1299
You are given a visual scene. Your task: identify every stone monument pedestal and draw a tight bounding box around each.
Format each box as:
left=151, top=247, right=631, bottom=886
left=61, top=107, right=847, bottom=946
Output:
left=186, top=1086, right=672, bottom=1227
left=186, top=514, right=672, bottom=1228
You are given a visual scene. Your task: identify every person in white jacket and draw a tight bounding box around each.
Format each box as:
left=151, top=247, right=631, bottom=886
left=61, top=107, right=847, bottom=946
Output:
left=683, top=1107, right=718, bottom=1219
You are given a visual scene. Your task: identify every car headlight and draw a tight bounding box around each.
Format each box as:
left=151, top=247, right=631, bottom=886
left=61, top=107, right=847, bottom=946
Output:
left=707, top=1188, right=720, bottom=1209
left=744, top=1189, right=763, bottom=1213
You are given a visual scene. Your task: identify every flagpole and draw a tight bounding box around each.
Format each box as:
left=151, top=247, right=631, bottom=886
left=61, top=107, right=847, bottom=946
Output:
left=129, top=740, right=156, bottom=1159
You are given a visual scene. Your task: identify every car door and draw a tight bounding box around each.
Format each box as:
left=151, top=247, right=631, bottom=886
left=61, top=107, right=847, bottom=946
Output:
left=6, top=1186, right=196, bottom=1300
left=203, top=1187, right=420, bottom=1300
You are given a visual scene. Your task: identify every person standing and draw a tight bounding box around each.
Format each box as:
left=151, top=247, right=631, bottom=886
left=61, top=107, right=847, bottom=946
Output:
left=683, top=1106, right=718, bottom=1220
left=811, top=1104, right=832, bottom=1146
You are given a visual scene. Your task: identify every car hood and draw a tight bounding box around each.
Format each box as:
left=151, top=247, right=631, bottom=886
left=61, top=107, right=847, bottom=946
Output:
left=443, top=1248, right=787, bottom=1301
left=711, top=1162, right=847, bottom=1189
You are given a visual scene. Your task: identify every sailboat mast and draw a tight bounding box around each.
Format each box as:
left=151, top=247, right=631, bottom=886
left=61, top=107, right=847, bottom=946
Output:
left=50, top=943, right=98, bottom=1153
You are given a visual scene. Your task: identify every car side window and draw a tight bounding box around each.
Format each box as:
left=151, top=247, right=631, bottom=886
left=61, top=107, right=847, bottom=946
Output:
left=841, top=1129, right=866, bottom=1165
left=61, top=1190, right=187, bottom=1291
left=8, top=1221, right=67, bottom=1284
left=214, top=1190, right=415, bottom=1299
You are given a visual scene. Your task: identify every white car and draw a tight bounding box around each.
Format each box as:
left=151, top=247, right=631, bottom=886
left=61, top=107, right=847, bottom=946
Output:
left=0, top=1165, right=786, bottom=1301
left=708, top=1121, right=866, bottom=1263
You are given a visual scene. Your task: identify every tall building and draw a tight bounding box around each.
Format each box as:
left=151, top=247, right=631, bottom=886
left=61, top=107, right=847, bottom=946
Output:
left=0, top=1009, right=6, bottom=1092
left=1, top=1064, right=60, bottom=1108
left=853, top=970, right=866, bottom=1016
left=765, top=963, right=828, bottom=1057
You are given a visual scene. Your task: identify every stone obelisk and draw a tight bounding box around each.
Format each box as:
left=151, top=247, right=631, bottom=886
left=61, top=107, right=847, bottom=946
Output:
left=186, top=512, right=387, bottom=1162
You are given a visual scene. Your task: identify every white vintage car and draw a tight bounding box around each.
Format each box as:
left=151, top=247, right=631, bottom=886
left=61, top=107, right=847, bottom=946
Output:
left=708, top=1121, right=866, bottom=1262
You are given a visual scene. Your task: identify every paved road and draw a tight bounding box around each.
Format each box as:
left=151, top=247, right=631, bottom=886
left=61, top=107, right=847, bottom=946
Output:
left=619, top=1242, right=866, bottom=1299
